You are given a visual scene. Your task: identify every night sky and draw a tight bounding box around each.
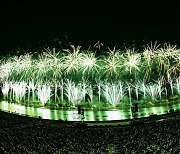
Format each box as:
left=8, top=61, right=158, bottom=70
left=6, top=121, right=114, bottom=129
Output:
left=0, top=1, right=180, bottom=51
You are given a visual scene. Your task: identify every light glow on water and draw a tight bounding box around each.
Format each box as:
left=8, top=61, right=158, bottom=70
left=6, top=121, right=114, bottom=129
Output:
left=85, top=111, right=94, bottom=121
left=38, top=108, right=51, bottom=119
left=106, top=110, right=126, bottom=120
left=0, top=101, right=179, bottom=121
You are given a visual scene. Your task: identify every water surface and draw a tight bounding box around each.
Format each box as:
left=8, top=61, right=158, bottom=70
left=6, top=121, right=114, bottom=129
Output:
left=0, top=101, right=179, bottom=121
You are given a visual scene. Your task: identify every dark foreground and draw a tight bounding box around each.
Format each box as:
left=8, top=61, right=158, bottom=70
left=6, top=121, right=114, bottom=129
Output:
left=0, top=110, right=179, bottom=154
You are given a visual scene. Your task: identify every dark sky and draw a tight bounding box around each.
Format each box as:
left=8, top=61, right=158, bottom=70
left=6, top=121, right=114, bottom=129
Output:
left=0, top=1, right=180, bottom=51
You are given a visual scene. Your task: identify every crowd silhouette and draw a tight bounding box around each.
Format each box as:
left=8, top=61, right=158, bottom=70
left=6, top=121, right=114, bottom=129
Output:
left=0, top=111, right=179, bottom=153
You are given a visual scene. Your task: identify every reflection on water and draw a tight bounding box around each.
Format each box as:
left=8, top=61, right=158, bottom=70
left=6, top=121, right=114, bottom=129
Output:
left=0, top=101, right=179, bottom=121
